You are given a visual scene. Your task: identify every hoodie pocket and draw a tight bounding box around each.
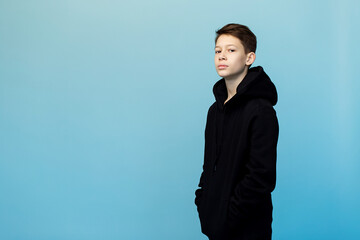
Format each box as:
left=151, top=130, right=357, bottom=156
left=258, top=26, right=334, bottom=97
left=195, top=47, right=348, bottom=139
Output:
left=226, top=197, right=243, bottom=230
left=197, top=190, right=212, bottom=237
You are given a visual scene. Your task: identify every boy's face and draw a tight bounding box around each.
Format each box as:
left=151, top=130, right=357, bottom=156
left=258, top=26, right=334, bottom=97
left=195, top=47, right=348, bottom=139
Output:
left=214, top=34, right=254, bottom=79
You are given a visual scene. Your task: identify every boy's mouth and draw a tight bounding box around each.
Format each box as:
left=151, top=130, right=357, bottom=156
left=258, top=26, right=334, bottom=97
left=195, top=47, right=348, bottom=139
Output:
left=218, top=65, right=228, bottom=69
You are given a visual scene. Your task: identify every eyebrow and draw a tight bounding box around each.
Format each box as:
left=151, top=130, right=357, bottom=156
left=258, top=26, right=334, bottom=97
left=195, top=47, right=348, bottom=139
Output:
left=214, top=44, right=238, bottom=49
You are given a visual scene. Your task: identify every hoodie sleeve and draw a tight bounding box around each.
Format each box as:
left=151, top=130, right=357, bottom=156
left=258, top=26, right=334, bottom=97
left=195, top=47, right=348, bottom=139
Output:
left=195, top=105, right=216, bottom=208
left=195, top=168, right=205, bottom=208
left=228, top=105, right=279, bottom=220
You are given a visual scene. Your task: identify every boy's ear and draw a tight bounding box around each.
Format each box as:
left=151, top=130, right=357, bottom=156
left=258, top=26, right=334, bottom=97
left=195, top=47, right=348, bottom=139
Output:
left=246, top=52, right=256, bottom=66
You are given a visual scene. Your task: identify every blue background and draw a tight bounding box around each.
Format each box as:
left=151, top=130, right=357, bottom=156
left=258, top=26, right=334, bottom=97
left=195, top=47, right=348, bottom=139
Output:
left=1, top=0, right=360, bottom=239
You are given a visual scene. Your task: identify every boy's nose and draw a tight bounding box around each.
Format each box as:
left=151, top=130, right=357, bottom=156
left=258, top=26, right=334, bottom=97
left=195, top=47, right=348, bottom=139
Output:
left=219, top=54, right=226, bottom=60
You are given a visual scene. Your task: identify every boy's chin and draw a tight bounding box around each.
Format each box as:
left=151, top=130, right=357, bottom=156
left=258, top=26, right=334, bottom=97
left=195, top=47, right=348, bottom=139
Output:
left=217, top=72, right=228, bottom=78
left=218, top=74, right=233, bottom=79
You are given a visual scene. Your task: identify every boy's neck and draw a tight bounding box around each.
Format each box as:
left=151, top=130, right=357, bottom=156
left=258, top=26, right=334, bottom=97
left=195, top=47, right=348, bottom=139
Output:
left=224, top=68, right=248, bottom=104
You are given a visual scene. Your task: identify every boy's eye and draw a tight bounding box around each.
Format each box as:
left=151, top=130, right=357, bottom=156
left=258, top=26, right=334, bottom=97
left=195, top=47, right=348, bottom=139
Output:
left=215, top=50, right=221, bottom=54
left=229, top=49, right=235, bottom=52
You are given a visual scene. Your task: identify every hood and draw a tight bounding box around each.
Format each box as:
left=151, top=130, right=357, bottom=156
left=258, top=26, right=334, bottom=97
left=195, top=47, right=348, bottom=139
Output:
left=213, top=66, right=278, bottom=109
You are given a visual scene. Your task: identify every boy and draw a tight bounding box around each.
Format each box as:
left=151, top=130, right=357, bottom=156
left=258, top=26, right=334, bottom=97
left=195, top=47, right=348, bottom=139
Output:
left=195, top=24, right=279, bottom=240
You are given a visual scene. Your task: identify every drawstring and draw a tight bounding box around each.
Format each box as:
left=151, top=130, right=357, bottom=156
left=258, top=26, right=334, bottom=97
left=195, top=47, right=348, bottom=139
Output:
left=214, top=107, right=224, bottom=173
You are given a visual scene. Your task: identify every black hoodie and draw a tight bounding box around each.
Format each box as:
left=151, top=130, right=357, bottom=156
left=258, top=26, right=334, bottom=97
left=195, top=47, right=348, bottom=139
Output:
left=195, top=66, right=279, bottom=240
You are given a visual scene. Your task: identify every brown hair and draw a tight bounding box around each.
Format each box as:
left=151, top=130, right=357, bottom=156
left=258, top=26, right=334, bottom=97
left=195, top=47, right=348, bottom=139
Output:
left=215, top=23, right=257, bottom=54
